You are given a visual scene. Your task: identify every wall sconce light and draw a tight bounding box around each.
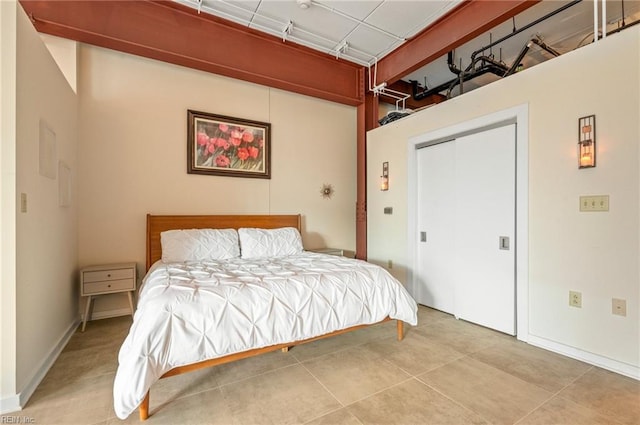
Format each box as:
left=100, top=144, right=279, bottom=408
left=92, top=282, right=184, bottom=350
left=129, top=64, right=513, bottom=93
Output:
left=380, top=162, right=389, bottom=191
left=578, top=115, right=596, bottom=169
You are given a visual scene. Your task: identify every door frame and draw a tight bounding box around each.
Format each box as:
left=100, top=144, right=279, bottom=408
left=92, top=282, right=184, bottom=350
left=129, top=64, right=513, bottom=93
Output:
left=406, top=103, right=529, bottom=341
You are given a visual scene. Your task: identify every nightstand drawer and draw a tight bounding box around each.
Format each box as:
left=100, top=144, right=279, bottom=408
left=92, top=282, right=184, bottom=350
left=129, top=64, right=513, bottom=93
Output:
left=83, top=267, right=134, bottom=283
left=83, top=278, right=134, bottom=295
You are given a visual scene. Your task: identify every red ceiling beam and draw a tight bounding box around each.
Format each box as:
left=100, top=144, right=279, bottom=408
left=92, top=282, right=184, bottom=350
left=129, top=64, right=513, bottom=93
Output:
left=375, top=0, right=540, bottom=85
left=19, top=0, right=364, bottom=106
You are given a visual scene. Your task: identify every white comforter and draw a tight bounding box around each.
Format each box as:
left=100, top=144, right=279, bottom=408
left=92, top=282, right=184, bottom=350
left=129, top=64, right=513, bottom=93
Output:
left=113, top=252, right=418, bottom=419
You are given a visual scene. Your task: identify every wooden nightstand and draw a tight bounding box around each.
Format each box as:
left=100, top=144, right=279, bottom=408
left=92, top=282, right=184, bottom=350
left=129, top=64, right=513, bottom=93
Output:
left=81, top=262, right=137, bottom=332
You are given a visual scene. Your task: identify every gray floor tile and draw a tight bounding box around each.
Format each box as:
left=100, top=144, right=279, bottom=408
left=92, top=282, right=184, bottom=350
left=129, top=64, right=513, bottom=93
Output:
left=419, top=357, right=553, bottom=425
left=471, top=338, right=592, bottom=392
left=221, top=364, right=341, bottom=424
left=558, top=367, right=640, bottom=425
left=3, top=308, right=635, bottom=425
left=517, top=396, right=623, bottom=425
left=302, top=346, right=411, bottom=405
left=348, top=378, right=488, bottom=425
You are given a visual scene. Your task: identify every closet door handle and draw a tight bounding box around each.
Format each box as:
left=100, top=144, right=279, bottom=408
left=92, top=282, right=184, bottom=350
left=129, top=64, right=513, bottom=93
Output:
left=499, top=236, right=510, bottom=250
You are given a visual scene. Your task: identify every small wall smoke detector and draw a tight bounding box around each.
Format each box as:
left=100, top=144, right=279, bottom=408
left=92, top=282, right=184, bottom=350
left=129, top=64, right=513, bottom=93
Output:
left=297, top=0, right=312, bottom=9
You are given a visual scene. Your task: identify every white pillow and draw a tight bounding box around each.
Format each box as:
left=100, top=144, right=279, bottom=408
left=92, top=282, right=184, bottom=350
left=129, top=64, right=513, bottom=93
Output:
left=238, top=227, right=304, bottom=259
left=160, top=228, right=240, bottom=262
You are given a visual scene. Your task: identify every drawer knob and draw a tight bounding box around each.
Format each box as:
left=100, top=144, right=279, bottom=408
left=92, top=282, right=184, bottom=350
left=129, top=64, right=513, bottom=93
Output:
left=108, top=284, right=111, bottom=288
left=107, top=274, right=111, bottom=277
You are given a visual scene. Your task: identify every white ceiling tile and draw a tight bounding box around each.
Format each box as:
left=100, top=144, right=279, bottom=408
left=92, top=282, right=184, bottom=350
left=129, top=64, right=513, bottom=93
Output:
left=316, top=1, right=383, bottom=21
left=199, top=0, right=261, bottom=26
left=251, top=0, right=357, bottom=47
left=345, top=25, right=400, bottom=60
left=365, top=0, right=462, bottom=38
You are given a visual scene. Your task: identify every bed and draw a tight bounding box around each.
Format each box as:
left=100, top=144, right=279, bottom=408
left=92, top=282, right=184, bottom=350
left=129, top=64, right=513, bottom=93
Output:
left=113, top=214, right=418, bottom=420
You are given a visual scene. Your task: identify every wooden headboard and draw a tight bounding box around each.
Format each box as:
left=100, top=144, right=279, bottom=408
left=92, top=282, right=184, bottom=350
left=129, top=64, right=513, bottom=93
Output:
left=146, top=214, right=302, bottom=270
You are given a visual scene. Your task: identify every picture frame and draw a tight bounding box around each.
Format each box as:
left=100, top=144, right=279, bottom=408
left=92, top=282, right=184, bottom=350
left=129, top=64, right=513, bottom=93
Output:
left=187, top=110, right=271, bottom=179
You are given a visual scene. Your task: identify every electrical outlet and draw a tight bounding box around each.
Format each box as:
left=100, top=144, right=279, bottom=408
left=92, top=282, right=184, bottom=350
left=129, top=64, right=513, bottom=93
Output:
left=612, top=298, right=627, bottom=316
left=569, top=291, right=582, bottom=308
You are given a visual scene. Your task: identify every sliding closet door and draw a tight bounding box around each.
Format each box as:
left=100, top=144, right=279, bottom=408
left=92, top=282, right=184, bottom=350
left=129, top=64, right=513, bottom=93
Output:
left=454, top=124, right=515, bottom=335
left=415, top=124, right=516, bottom=334
left=415, top=142, right=456, bottom=313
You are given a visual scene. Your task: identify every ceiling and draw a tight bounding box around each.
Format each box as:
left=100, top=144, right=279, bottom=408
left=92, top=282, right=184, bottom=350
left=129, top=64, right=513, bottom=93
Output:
left=177, top=0, right=640, bottom=102
left=174, top=0, right=464, bottom=66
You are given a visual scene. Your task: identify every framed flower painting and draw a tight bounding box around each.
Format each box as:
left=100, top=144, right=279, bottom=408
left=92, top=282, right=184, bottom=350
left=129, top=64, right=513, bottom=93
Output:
left=187, top=110, right=271, bottom=179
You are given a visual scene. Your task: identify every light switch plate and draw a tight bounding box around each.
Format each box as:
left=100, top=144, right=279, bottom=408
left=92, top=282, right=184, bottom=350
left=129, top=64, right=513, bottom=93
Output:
left=579, top=195, right=609, bottom=212
left=20, top=193, right=27, bottom=213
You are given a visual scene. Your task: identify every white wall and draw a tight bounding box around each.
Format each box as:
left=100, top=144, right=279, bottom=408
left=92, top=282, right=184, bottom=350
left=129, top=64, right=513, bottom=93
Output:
left=0, top=0, right=19, bottom=411
left=15, top=3, right=79, bottom=395
left=76, top=45, right=357, bottom=316
left=39, top=34, right=78, bottom=93
left=367, top=26, right=640, bottom=377
left=1, top=3, right=79, bottom=412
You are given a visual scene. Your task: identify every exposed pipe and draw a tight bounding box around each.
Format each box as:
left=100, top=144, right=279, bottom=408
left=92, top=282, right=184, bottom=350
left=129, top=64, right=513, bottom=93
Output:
left=449, top=53, right=509, bottom=77
left=412, top=0, right=639, bottom=102
left=410, top=79, right=453, bottom=100
left=412, top=48, right=512, bottom=100
left=447, top=51, right=461, bottom=75
left=410, top=0, right=581, bottom=101
left=469, top=0, right=582, bottom=62
left=531, top=38, right=561, bottom=57
left=458, top=58, right=464, bottom=95
left=415, top=34, right=562, bottom=100
left=444, top=65, right=508, bottom=98
left=504, top=40, right=533, bottom=77
left=607, top=17, right=640, bottom=35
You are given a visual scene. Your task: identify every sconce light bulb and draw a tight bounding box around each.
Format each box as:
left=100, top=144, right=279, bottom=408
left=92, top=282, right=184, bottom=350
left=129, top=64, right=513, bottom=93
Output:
left=380, top=176, right=389, bottom=191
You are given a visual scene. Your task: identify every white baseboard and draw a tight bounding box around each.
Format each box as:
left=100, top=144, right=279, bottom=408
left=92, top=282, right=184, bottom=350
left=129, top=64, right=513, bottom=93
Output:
left=84, top=307, right=132, bottom=321
left=0, top=317, right=80, bottom=415
left=18, top=317, right=81, bottom=408
left=528, top=335, right=640, bottom=380
left=0, top=395, right=21, bottom=415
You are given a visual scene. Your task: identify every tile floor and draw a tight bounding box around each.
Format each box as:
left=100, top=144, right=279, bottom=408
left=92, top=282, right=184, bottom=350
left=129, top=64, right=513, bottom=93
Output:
left=3, top=306, right=639, bottom=425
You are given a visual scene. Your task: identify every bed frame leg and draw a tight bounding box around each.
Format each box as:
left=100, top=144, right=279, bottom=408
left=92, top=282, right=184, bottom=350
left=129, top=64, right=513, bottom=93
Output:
left=139, top=391, right=150, bottom=421
left=281, top=346, right=290, bottom=352
left=397, top=320, right=404, bottom=341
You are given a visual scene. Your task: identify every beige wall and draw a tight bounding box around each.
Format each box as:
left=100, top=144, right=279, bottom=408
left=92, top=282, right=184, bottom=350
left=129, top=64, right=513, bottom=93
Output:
left=76, top=45, right=357, bottom=315
left=1, top=2, right=79, bottom=410
left=367, top=26, right=640, bottom=375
